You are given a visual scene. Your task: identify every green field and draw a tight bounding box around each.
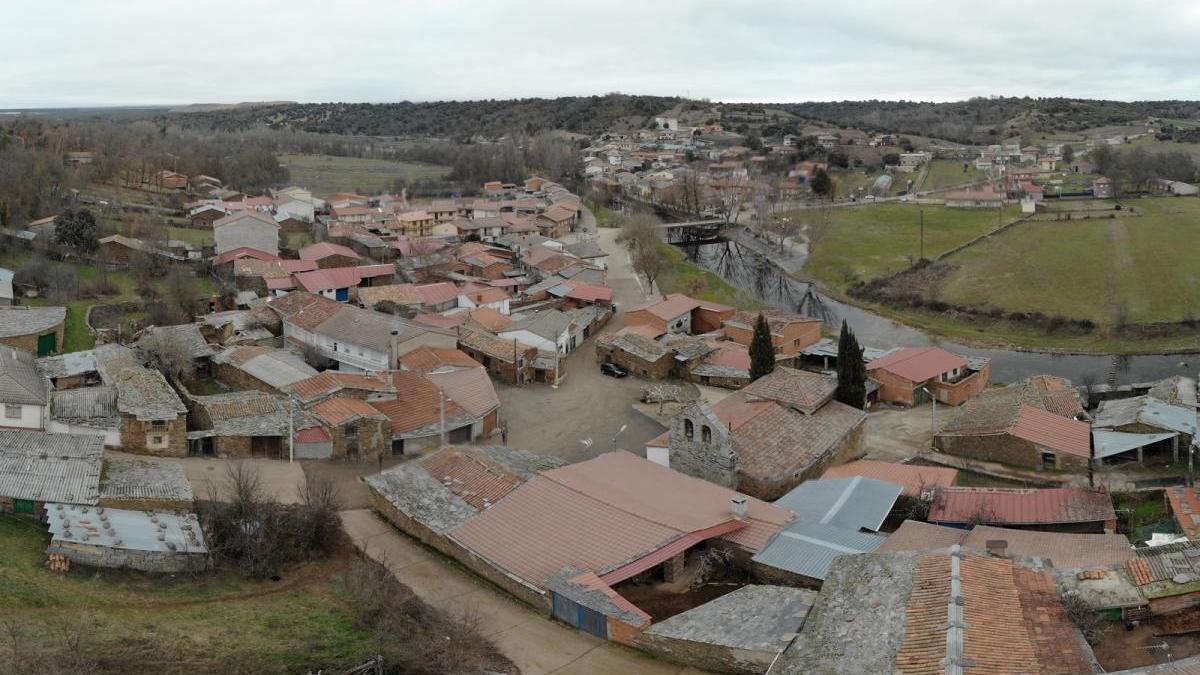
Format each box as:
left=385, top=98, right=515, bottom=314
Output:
left=279, top=154, right=451, bottom=195
left=922, top=159, right=987, bottom=191
left=0, top=515, right=373, bottom=673
left=800, top=203, right=1019, bottom=290
left=937, top=198, right=1200, bottom=325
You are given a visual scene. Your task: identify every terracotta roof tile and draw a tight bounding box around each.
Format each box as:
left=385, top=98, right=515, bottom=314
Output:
left=867, top=346, right=968, bottom=383
left=298, top=241, right=361, bottom=261
left=310, top=395, right=386, bottom=426
left=420, top=448, right=522, bottom=510
left=399, top=346, right=481, bottom=374
left=370, top=371, right=466, bottom=434
left=285, top=371, right=393, bottom=404
left=822, top=459, right=958, bottom=498
left=1167, top=486, right=1200, bottom=540
left=928, top=487, right=1116, bottom=526
left=742, top=367, right=835, bottom=414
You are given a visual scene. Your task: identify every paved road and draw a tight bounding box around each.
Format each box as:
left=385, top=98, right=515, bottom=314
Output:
left=498, top=225, right=666, bottom=462
left=342, top=510, right=700, bottom=675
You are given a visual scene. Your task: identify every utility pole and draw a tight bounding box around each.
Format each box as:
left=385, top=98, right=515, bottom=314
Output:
left=438, top=388, right=446, bottom=447
left=919, top=209, right=924, bottom=260
left=288, top=404, right=294, bottom=463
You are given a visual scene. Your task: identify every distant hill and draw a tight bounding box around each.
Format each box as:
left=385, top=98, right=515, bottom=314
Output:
left=167, top=94, right=690, bottom=139
left=144, top=95, right=1200, bottom=145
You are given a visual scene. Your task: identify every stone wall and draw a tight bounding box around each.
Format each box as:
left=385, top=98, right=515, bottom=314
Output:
left=0, top=321, right=65, bottom=356
left=330, top=417, right=388, bottom=461
left=669, top=404, right=738, bottom=488
left=934, top=432, right=1086, bottom=473
left=636, top=632, right=775, bottom=674
left=213, top=361, right=281, bottom=394
left=120, top=415, right=187, bottom=457
left=48, top=540, right=211, bottom=574
left=737, top=419, right=864, bottom=501
left=595, top=341, right=674, bottom=380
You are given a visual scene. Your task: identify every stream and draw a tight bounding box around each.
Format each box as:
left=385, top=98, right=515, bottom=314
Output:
left=678, top=238, right=1200, bottom=385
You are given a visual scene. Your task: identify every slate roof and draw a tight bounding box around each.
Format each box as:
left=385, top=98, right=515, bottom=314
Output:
left=136, top=324, right=216, bottom=361
left=641, top=584, right=815, bottom=654
left=213, top=346, right=317, bottom=390
left=928, top=487, right=1117, bottom=526
left=50, top=386, right=118, bottom=427
left=0, top=306, right=66, bottom=338
left=450, top=451, right=792, bottom=590
left=0, top=429, right=104, bottom=504
left=821, top=459, right=958, bottom=498
left=866, top=346, right=968, bottom=383
left=192, top=391, right=301, bottom=437
left=596, top=332, right=672, bottom=362
left=99, top=456, right=194, bottom=504
left=36, top=350, right=98, bottom=380
left=774, top=548, right=1092, bottom=675
left=366, top=445, right=562, bottom=534
left=742, top=366, right=835, bottom=415
left=0, top=347, right=48, bottom=405
left=109, top=366, right=187, bottom=421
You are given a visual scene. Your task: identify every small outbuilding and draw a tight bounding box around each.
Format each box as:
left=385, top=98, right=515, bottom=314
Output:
left=45, top=503, right=210, bottom=574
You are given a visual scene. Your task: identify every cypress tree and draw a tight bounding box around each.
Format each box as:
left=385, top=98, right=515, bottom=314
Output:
left=749, top=312, right=776, bottom=381
left=835, top=320, right=867, bottom=409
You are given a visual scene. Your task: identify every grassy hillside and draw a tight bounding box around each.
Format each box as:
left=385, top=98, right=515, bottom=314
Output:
left=937, top=198, right=1200, bottom=324
left=278, top=154, right=450, bottom=194
left=800, top=203, right=1018, bottom=289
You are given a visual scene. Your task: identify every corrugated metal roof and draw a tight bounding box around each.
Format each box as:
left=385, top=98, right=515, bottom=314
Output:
left=1094, top=396, right=1197, bottom=436
left=751, top=521, right=886, bottom=580
left=1093, top=429, right=1177, bottom=459
left=0, top=429, right=103, bottom=504
left=773, top=477, right=901, bottom=532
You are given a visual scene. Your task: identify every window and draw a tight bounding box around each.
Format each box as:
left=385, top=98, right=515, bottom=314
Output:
left=4, top=404, right=21, bottom=420
left=151, top=420, right=167, bottom=431
left=701, top=426, right=712, bottom=444
left=684, top=419, right=694, bottom=440
left=147, top=434, right=168, bottom=449
left=1041, top=451, right=1056, bottom=469
left=345, top=424, right=358, bottom=438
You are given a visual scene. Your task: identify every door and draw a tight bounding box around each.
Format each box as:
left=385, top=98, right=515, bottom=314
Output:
left=913, top=386, right=930, bottom=405
left=550, top=593, right=608, bottom=640
left=336, top=287, right=349, bottom=302
left=448, top=425, right=473, bottom=444
left=36, top=332, right=56, bottom=357
left=13, top=499, right=35, bottom=515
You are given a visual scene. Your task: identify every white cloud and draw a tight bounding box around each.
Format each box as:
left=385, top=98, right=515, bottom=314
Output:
left=2, top=0, right=1198, bottom=107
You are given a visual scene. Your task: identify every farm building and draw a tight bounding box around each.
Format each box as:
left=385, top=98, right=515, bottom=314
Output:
left=0, top=305, right=66, bottom=356
left=820, top=459, right=957, bottom=498
left=879, top=520, right=1135, bottom=569
left=635, top=585, right=816, bottom=674
left=943, top=189, right=1004, bottom=208
left=1093, top=395, right=1194, bottom=464
left=98, top=456, right=194, bottom=512
left=866, top=346, right=989, bottom=406
left=927, top=486, right=1117, bottom=533
left=0, top=429, right=103, bottom=514
left=721, top=310, right=821, bottom=359
left=45, top=503, right=210, bottom=574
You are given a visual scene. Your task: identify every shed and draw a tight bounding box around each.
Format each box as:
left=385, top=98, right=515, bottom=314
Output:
left=45, top=503, right=210, bottom=574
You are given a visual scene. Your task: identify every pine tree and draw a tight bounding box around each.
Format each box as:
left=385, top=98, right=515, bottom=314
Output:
left=835, top=320, right=867, bottom=409
left=749, top=312, right=776, bottom=381
left=810, top=168, right=833, bottom=196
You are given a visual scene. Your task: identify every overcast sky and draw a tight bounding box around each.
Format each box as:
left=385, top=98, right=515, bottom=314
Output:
left=4, top=0, right=1199, bottom=108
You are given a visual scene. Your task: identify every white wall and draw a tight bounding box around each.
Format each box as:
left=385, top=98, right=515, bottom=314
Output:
left=498, top=329, right=556, bottom=353
left=646, top=445, right=669, bottom=467
left=0, top=403, right=46, bottom=430
left=47, top=421, right=120, bottom=447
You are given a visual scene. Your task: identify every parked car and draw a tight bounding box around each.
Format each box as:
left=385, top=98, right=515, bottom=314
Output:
left=600, top=362, right=628, bottom=378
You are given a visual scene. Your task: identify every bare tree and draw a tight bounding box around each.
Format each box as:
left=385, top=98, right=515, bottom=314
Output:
left=137, top=329, right=196, bottom=381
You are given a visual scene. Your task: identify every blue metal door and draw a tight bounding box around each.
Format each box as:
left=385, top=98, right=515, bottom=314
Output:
left=550, top=593, right=608, bottom=639
left=336, top=287, right=349, bottom=302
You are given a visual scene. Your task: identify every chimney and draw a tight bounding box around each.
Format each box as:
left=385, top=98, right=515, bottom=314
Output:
left=730, top=494, right=748, bottom=520
left=986, top=539, right=1008, bottom=557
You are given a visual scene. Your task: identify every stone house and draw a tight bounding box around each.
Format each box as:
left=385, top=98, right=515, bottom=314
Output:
left=186, top=390, right=306, bottom=459
left=867, top=346, right=989, bottom=406
left=94, top=344, right=188, bottom=457
left=188, top=204, right=227, bottom=228
left=457, top=330, right=537, bottom=385
left=0, top=306, right=66, bottom=356
left=649, top=367, right=866, bottom=500
left=595, top=331, right=675, bottom=379
left=935, top=376, right=1091, bottom=471
left=309, top=395, right=389, bottom=461
left=211, top=345, right=318, bottom=394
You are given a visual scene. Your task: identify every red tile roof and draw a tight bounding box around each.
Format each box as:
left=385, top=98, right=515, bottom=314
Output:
left=467, top=307, right=514, bottom=332
left=358, top=283, right=422, bottom=307
left=266, top=291, right=343, bottom=331
left=1010, top=405, right=1092, bottom=458
left=415, top=282, right=460, bottom=306
left=866, top=346, right=968, bottom=383
left=450, top=451, right=792, bottom=589
left=413, top=312, right=468, bottom=330
left=311, top=395, right=387, bottom=426
left=212, top=247, right=281, bottom=267
left=370, top=371, right=466, bottom=434
left=399, top=346, right=481, bottom=374
left=564, top=283, right=614, bottom=303
left=285, top=371, right=393, bottom=404
left=294, top=266, right=366, bottom=293
left=822, top=459, right=958, bottom=498
left=1166, top=486, right=1200, bottom=540
left=630, top=293, right=702, bottom=321
left=420, top=447, right=524, bottom=510
left=928, top=487, right=1116, bottom=526
left=294, top=425, right=333, bottom=443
